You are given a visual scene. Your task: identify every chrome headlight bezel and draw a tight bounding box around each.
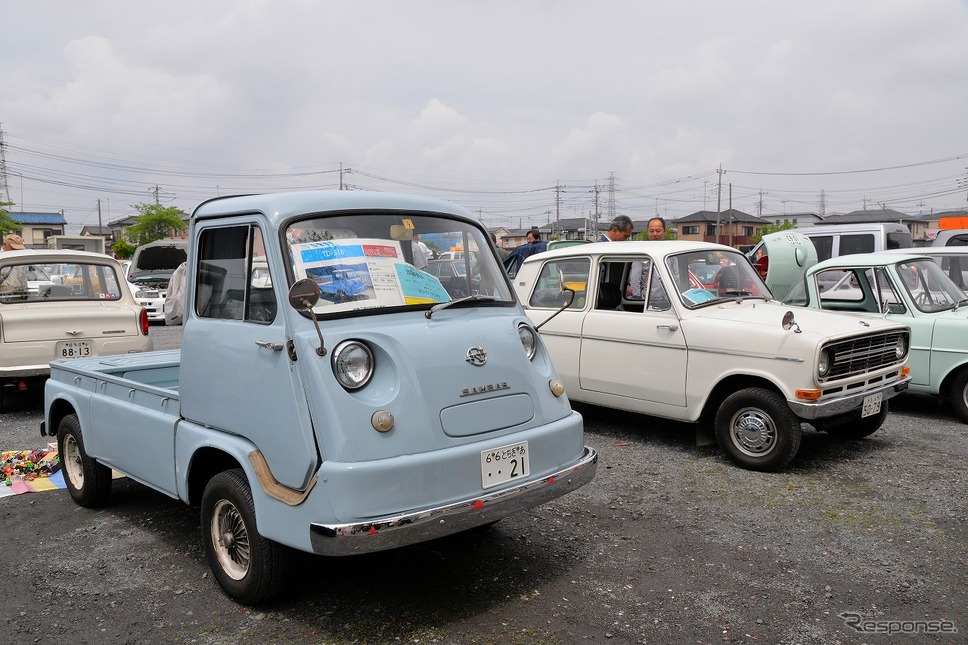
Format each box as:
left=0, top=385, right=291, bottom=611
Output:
left=894, top=334, right=907, bottom=360
left=332, top=340, right=374, bottom=390
left=518, top=324, right=537, bottom=361
left=818, top=348, right=831, bottom=378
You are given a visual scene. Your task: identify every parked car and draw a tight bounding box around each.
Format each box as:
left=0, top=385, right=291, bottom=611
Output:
left=127, top=239, right=189, bottom=321
left=748, top=222, right=912, bottom=264
left=784, top=251, right=968, bottom=422
left=747, top=231, right=819, bottom=301
left=425, top=258, right=481, bottom=299
left=512, top=241, right=911, bottom=471
left=931, top=229, right=968, bottom=247
left=0, top=249, right=152, bottom=403
left=116, top=259, right=163, bottom=321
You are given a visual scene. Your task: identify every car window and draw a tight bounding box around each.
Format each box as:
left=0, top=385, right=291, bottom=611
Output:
left=528, top=258, right=590, bottom=309
left=197, top=224, right=276, bottom=323
left=0, top=261, right=124, bottom=303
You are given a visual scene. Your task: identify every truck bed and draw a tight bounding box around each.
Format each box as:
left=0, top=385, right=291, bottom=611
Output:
left=49, top=349, right=181, bottom=395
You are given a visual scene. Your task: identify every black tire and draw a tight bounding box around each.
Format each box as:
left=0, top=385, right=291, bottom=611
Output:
left=200, top=469, right=292, bottom=605
left=336, top=289, right=347, bottom=302
left=714, top=387, right=802, bottom=472
left=815, top=402, right=889, bottom=439
left=57, top=414, right=112, bottom=507
left=949, top=370, right=968, bottom=424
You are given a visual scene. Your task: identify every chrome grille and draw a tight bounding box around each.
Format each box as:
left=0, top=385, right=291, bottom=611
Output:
left=822, top=331, right=908, bottom=381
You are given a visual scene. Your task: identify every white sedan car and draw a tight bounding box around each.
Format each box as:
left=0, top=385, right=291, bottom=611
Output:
left=512, top=241, right=911, bottom=471
left=0, top=249, right=153, bottom=403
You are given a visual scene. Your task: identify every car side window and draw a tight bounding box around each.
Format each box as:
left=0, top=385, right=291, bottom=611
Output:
left=528, top=258, right=590, bottom=309
left=197, top=225, right=276, bottom=323
left=840, top=234, right=874, bottom=256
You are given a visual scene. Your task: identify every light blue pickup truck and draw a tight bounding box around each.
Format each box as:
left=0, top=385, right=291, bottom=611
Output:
left=42, top=191, right=597, bottom=604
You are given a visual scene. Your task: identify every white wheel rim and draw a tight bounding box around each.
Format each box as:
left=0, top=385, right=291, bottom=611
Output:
left=210, top=499, right=250, bottom=581
left=63, top=434, right=85, bottom=488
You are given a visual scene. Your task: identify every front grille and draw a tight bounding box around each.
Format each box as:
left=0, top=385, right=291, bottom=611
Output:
left=822, top=331, right=908, bottom=381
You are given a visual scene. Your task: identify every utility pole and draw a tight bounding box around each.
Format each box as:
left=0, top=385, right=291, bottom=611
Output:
left=0, top=123, right=10, bottom=204
left=555, top=181, right=565, bottom=240
left=728, top=183, right=734, bottom=247
left=590, top=183, right=601, bottom=240
left=819, top=189, right=826, bottom=218
left=151, top=185, right=161, bottom=204
left=715, top=164, right=723, bottom=244
left=339, top=163, right=352, bottom=190
left=97, top=199, right=102, bottom=232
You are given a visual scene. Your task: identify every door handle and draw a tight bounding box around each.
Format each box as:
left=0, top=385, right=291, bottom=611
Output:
left=656, top=324, right=679, bottom=332
left=255, top=340, right=284, bottom=351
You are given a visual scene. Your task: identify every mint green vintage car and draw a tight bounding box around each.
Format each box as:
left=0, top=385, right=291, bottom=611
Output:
left=786, top=252, right=968, bottom=422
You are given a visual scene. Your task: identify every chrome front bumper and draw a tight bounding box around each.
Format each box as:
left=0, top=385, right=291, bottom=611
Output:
left=309, top=446, right=598, bottom=556
left=787, top=376, right=910, bottom=420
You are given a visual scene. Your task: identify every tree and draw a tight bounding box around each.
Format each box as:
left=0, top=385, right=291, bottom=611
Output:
left=0, top=202, right=20, bottom=236
left=111, top=238, right=135, bottom=259
left=124, top=203, right=187, bottom=245
left=752, top=221, right=797, bottom=243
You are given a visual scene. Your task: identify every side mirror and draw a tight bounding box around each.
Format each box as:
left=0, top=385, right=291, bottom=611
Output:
left=288, top=278, right=326, bottom=356
left=288, top=278, right=320, bottom=310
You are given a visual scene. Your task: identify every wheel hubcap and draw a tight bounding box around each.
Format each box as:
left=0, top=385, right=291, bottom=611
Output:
left=211, top=499, right=250, bottom=580
left=730, top=408, right=777, bottom=456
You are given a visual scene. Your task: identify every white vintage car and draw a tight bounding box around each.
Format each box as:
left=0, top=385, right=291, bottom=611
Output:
left=512, top=241, right=912, bottom=471
left=0, top=249, right=153, bottom=402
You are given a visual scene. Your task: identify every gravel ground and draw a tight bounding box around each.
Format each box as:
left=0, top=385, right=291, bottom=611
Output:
left=1, top=324, right=965, bottom=644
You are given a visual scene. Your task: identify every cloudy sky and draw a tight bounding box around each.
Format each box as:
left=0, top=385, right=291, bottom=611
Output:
left=2, top=1, right=967, bottom=233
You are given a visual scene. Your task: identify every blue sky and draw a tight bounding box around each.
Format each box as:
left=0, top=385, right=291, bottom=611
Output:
left=2, top=1, right=967, bottom=232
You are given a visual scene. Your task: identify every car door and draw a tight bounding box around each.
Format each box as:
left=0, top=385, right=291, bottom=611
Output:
left=180, top=221, right=318, bottom=491
left=577, top=257, right=688, bottom=408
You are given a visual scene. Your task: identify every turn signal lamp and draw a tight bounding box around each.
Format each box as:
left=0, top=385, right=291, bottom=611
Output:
left=795, top=389, right=822, bottom=401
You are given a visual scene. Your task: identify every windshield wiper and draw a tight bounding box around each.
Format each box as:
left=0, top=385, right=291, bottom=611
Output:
left=425, top=294, right=498, bottom=319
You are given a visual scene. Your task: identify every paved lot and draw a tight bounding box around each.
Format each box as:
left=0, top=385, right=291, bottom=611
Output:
left=1, top=324, right=965, bottom=644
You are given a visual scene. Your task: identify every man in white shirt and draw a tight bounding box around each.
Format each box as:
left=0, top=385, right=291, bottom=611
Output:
left=411, top=233, right=432, bottom=270
left=0, top=234, right=28, bottom=299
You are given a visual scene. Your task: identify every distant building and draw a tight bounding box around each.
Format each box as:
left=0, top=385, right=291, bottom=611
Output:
left=763, top=212, right=824, bottom=228
left=674, top=209, right=768, bottom=248
left=4, top=211, right=67, bottom=248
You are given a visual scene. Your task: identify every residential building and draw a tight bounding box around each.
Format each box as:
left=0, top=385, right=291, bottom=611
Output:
left=674, top=209, right=768, bottom=248
left=4, top=211, right=67, bottom=248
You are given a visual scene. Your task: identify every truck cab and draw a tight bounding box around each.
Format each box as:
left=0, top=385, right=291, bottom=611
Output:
left=43, top=191, right=596, bottom=604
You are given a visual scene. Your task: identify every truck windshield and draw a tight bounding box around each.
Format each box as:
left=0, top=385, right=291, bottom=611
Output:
left=286, top=213, right=513, bottom=315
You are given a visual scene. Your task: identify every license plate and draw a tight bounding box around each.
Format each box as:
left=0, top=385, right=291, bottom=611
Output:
left=861, top=392, right=882, bottom=418
left=481, top=441, right=530, bottom=489
left=56, top=340, right=92, bottom=359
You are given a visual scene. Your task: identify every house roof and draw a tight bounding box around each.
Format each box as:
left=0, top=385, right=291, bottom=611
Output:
left=822, top=209, right=909, bottom=224
left=6, top=211, right=68, bottom=225
left=675, top=209, right=767, bottom=225
left=79, top=225, right=113, bottom=236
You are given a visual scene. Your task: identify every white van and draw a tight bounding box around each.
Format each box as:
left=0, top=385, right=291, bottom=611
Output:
left=795, top=222, right=912, bottom=261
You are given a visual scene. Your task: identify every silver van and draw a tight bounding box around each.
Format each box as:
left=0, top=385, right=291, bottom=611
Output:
left=795, top=222, right=912, bottom=261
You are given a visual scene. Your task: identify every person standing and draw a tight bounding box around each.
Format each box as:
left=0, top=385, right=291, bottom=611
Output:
left=411, top=232, right=432, bottom=270
left=628, top=217, right=670, bottom=299
left=0, top=234, right=28, bottom=299
left=598, top=216, right=634, bottom=242
left=507, top=229, right=547, bottom=273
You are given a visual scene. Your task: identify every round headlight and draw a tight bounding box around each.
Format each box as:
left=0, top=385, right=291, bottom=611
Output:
left=332, top=341, right=374, bottom=390
left=518, top=324, right=537, bottom=360
left=894, top=335, right=907, bottom=359
left=818, top=348, right=831, bottom=378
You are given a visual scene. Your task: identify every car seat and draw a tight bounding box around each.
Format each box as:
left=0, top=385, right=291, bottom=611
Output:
left=597, top=282, right=623, bottom=310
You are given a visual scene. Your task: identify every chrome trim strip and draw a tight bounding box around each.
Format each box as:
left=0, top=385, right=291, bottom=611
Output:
left=309, top=446, right=598, bottom=556
left=688, top=346, right=805, bottom=362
